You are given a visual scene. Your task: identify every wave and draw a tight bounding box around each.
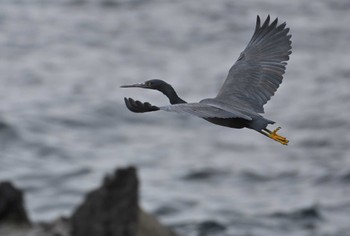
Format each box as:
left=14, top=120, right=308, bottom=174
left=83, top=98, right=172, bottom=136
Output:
left=182, top=167, right=230, bottom=181
left=172, top=220, right=226, bottom=236
left=0, top=119, right=20, bottom=148
left=240, top=170, right=298, bottom=182
left=316, top=171, right=350, bottom=184
left=270, top=206, right=321, bottom=220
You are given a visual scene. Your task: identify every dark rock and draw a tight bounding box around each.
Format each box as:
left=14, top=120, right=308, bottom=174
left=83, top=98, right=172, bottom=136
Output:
left=71, top=166, right=139, bottom=236
left=71, top=166, right=177, bottom=236
left=0, top=181, right=30, bottom=226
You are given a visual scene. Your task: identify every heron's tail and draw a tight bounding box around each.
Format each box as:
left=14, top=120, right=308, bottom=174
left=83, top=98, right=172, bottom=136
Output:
left=248, top=116, right=275, bottom=132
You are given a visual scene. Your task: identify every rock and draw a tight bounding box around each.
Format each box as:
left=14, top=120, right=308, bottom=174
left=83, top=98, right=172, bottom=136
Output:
left=71, top=166, right=178, bottom=236
left=0, top=181, right=30, bottom=226
left=71, top=167, right=139, bottom=236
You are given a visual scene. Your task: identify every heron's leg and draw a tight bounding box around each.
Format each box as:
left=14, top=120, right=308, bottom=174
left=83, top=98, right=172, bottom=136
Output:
left=260, top=127, right=289, bottom=145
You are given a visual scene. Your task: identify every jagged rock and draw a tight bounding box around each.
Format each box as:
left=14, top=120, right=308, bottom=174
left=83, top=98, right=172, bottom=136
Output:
left=0, top=181, right=30, bottom=226
left=71, top=166, right=177, bottom=236
left=71, top=166, right=139, bottom=236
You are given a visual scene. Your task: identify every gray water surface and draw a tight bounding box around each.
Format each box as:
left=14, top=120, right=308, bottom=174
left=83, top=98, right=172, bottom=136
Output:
left=1, top=0, right=350, bottom=235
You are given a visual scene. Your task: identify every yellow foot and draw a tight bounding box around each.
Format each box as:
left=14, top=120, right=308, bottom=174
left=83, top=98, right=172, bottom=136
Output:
left=259, top=127, right=289, bottom=145
left=268, top=127, right=289, bottom=145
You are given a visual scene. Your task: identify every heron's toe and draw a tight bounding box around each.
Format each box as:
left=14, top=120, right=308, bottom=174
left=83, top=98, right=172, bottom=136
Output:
left=269, top=127, right=289, bottom=145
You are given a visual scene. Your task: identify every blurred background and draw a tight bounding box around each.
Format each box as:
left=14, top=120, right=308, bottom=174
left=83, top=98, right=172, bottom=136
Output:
left=0, top=0, right=349, bottom=235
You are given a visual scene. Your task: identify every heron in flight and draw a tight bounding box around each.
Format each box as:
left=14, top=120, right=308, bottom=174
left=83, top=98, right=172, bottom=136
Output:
left=121, top=15, right=292, bottom=145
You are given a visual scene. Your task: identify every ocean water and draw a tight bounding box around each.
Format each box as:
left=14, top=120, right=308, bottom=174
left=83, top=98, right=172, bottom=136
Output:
left=0, top=0, right=350, bottom=235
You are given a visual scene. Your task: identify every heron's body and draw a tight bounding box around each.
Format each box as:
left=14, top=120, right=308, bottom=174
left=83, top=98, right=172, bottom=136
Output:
left=121, top=15, right=292, bottom=145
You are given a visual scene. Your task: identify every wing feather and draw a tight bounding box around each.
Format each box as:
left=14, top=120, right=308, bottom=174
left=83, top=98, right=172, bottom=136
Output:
left=216, top=15, right=292, bottom=113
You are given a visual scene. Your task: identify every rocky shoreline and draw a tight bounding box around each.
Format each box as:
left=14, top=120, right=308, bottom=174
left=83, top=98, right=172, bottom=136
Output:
left=0, top=167, right=178, bottom=236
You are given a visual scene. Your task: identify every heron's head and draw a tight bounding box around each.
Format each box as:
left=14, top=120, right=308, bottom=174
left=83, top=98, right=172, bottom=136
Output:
left=121, top=79, right=169, bottom=91
left=121, top=79, right=185, bottom=104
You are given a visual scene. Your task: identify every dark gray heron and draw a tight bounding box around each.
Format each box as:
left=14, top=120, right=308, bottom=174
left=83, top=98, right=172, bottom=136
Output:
left=121, top=15, right=292, bottom=145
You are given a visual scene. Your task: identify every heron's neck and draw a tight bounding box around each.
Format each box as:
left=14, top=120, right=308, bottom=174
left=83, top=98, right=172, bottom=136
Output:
left=160, top=84, right=187, bottom=104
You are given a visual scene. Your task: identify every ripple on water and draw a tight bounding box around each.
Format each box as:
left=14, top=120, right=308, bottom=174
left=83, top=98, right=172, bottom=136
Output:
left=0, top=119, right=20, bottom=147
left=268, top=205, right=323, bottom=230
left=182, top=167, right=231, bottom=181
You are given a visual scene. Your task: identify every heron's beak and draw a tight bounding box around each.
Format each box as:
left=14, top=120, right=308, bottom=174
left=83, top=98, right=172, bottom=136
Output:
left=120, top=83, right=148, bottom=89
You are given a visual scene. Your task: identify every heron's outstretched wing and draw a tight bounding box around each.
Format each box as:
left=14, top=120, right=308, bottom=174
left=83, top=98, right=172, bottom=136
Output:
left=216, top=15, right=292, bottom=113
left=160, top=103, right=252, bottom=120
left=124, top=97, right=252, bottom=120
